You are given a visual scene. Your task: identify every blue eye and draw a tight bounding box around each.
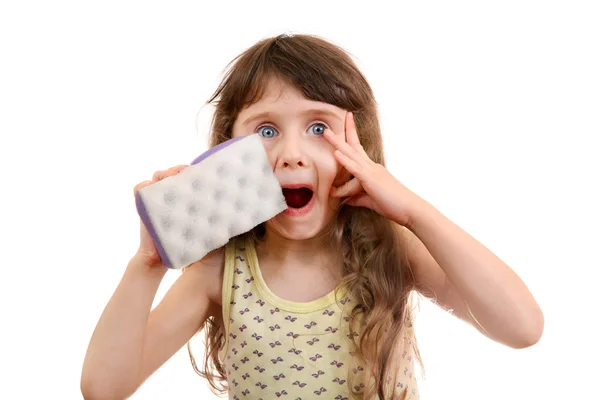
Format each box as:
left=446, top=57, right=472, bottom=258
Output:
left=309, top=123, right=327, bottom=135
left=257, top=125, right=278, bottom=138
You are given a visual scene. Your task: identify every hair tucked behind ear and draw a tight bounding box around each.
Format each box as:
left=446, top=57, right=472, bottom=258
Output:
left=188, top=33, right=422, bottom=399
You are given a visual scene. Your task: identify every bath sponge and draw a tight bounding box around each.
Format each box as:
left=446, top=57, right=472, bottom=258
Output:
left=135, top=134, right=287, bottom=269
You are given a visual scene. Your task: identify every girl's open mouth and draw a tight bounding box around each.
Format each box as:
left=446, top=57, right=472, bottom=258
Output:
left=281, top=187, right=315, bottom=216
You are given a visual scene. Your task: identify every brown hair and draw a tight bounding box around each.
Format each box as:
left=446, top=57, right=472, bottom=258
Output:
left=188, top=33, right=421, bottom=399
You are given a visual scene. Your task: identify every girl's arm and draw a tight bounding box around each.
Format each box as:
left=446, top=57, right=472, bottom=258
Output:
left=80, top=250, right=223, bottom=400
left=401, top=200, right=544, bottom=349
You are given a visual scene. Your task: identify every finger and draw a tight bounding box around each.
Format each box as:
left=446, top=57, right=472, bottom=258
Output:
left=152, top=170, right=166, bottom=182
left=133, top=180, right=152, bottom=196
left=167, top=164, right=188, bottom=176
left=152, top=165, right=188, bottom=182
left=345, top=112, right=362, bottom=150
left=325, top=128, right=361, bottom=163
left=346, top=192, right=373, bottom=209
left=331, top=177, right=363, bottom=198
left=333, top=149, right=362, bottom=179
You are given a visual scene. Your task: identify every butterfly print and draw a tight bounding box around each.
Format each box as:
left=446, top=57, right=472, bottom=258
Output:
left=290, top=364, right=304, bottom=371
left=340, top=297, right=350, bottom=305
left=236, top=255, right=245, bottom=262
left=255, top=382, right=267, bottom=389
left=229, top=317, right=234, bottom=323
left=275, top=390, right=287, bottom=397
left=332, top=377, right=346, bottom=384
left=288, top=348, right=302, bottom=355
left=311, top=370, right=325, bottom=378
left=397, top=382, right=404, bottom=389
left=245, top=276, right=254, bottom=283
left=335, top=396, right=349, bottom=400
left=254, top=366, right=265, bottom=373
left=242, top=292, right=253, bottom=299
left=273, top=373, right=285, bottom=381
left=314, top=387, right=327, bottom=395
left=304, top=321, right=317, bottom=329
left=233, top=396, right=239, bottom=400
left=285, top=315, right=297, bottom=322
left=325, top=326, right=338, bottom=333
left=343, top=316, right=350, bottom=322
left=241, top=372, right=250, bottom=379
left=229, top=333, right=237, bottom=339
left=240, top=341, right=248, bottom=348
left=346, top=331, right=359, bottom=339
left=240, top=357, right=250, bottom=364
left=230, top=300, right=236, bottom=305
left=239, top=324, right=247, bottom=332
left=232, top=363, right=239, bottom=371
left=269, top=341, right=281, bottom=348
left=352, top=366, right=364, bottom=374
left=322, top=310, right=334, bottom=316
left=270, top=308, right=280, bottom=314
left=239, top=308, right=250, bottom=315
left=307, top=337, right=320, bottom=345
left=232, top=348, right=238, bottom=355
left=232, top=284, right=240, bottom=289
left=251, top=332, right=262, bottom=340
left=354, top=383, right=365, bottom=391
left=232, top=379, right=239, bottom=386
left=330, top=360, right=344, bottom=368
left=286, top=332, right=299, bottom=339
left=256, top=299, right=265, bottom=306
left=271, top=357, right=284, bottom=364
left=241, top=389, right=250, bottom=396
left=235, top=268, right=243, bottom=274
left=253, top=316, right=264, bottom=323
left=309, top=354, right=323, bottom=362
left=269, top=324, right=281, bottom=331
left=253, top=349, right=263, bottom=357
left=292, top=380, right=307, bottom=388
left=328, top=343, right=341, bottom=350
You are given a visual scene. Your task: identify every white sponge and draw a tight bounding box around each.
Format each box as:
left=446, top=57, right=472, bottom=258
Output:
left=135, top=134, right=287, bottom=269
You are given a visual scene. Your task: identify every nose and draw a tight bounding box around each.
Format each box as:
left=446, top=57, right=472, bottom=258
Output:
left=276, top=135, right=307, bottom=169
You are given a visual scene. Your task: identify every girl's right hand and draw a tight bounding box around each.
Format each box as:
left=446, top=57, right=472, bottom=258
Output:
left=133, top=165, right=188, bottom=267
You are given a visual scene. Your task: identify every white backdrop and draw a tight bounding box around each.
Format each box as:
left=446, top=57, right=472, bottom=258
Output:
left=1, top=1, right=598, bottom=399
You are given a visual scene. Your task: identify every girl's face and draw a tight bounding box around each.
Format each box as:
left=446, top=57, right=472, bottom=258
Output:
left=232, top=77, right=350, bottom=241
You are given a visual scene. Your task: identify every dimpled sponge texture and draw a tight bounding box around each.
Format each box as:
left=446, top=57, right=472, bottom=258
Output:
left=135, top=134, right=287, bottom=269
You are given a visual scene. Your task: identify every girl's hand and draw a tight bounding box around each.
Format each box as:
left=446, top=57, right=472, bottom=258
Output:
left=324, top=112, right=422, bottom=227
left=133, top=165, right=188, bottom=267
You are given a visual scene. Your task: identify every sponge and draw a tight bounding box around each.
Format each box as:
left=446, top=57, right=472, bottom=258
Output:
left=135, top=134, right=287, bottom=269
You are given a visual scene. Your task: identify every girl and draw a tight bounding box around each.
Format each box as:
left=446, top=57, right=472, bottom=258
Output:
left=81, top=34, right=544, bottom=400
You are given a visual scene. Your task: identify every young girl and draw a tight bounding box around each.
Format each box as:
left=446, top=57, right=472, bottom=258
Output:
left=81, top=34, right=544, bottom=400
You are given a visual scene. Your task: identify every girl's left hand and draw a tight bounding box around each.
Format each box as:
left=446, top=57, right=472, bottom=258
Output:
left=324, top=112, right=423, bottom=228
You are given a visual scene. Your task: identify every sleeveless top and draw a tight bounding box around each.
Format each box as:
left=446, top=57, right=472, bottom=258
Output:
left=218, top=237, right=419, bottom=399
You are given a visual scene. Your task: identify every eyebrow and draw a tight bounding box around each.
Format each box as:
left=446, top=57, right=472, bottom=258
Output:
left=240, top=108, right=344, bottom=127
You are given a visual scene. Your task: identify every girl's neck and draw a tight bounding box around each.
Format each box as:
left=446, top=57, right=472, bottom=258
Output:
left=256, top=229, right=342, bottom=276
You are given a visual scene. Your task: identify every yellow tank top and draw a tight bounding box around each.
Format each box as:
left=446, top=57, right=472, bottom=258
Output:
left=219, top=237, right=419, bottom=399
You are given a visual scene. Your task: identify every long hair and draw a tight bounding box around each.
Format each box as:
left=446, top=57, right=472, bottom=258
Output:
left=188, top=33, right=421, bottom=399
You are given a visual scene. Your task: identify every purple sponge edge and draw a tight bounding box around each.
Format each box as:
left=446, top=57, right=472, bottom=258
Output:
left=135, top=135, right=248, bottom=269
left=135, top=192, right=174, bottom=267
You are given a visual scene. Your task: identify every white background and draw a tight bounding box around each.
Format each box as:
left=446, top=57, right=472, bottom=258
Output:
left=1, top=1, right=598, bottom=399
